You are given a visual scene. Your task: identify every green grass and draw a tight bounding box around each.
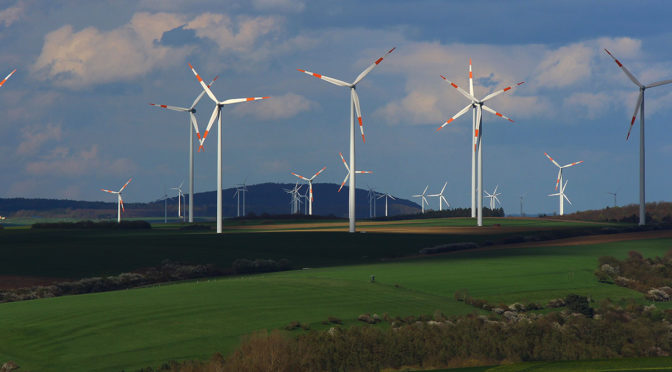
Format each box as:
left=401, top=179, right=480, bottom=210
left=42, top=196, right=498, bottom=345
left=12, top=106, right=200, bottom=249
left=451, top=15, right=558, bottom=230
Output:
left=0, top=235, right=669, bottom=372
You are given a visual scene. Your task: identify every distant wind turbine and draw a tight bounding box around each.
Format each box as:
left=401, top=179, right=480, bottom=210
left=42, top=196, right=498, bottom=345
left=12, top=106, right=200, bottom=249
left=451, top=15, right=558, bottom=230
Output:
left=171, top=182, right=185, bottom=222
left=377, top=192, right=396, bottom=217
left=549, top=179, right=572, bottom=215
left=291, top=166, right=326, bottom=216
left=484, top=185, right=502, bottom=210
left=412, top=185, right=429, bottom=213
left=428, top=182, right=450, bottom=211
left=101, top=178, right=132, bottom=223
left=544, top=152, right=582, bottom=216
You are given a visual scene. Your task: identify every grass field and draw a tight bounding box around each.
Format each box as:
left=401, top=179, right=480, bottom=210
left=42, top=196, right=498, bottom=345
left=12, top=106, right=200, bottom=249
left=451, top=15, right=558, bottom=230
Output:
left=0, top=227, right=669, bottom=372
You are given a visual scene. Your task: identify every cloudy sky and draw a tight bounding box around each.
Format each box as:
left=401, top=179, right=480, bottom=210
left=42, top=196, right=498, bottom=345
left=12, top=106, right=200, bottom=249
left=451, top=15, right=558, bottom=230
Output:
left=1, top=0, right=671, bottom=215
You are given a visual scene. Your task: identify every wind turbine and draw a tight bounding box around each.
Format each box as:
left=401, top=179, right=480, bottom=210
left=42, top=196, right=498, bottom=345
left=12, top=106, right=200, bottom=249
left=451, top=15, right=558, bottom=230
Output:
left=544, top=152, right=583, bottom=214
left=291, top=166, right=326, bottom=215
left=338, top=152, right=371, bottom=192
left=188, top=63, right=269, bottom=233
left=549, top=179, right=572, bottom=215
left=150, top=75, right=218, bottom=223
left=0, top=69, right=16, bottom=88
left=437, top=59, right=524, bottom=227
left=428, top=182, right=450, bottom=211
left=412, top=185, right=430, bottom=214
left=299, top=47, right=395, bottom=233
left=377, top=192, right=396, bottom=217
left=604, top=49, right=672, bottom=226
left=101, top=178, right=132, bottom=223
left=484, top=185, right=502, bottom=210
left=606, top=191, right=618, bottom=208
left=233, top=183, right=248, bottom=217
left=171, top=182, right=185, bottom=222
left=163, top=188, right=168, bottom=224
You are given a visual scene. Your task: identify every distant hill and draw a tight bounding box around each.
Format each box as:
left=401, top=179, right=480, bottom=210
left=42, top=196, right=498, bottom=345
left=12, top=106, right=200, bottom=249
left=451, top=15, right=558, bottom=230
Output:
left=548, top=201, right=672, bottom=223
left=0, top=183, right=420, bottom=220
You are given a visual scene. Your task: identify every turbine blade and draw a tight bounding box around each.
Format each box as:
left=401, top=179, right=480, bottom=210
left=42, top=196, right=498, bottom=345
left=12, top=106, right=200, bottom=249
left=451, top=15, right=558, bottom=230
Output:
left=474, top=106, right=482, bottom=152
left=441, top=196, right=449, bottom=207
left=544, top=152, right=561, bottom=168
left=101, top=189, right=116, bottom=194
left=423, top=185, right=429, bottom=195
left=200, top=105, right=220, bottom=149
left=351, top=89, right=365, bottom=142
left=481, top=104, right=514, bottom=122
left=352, top=47, right=396, bottom=85
left=626, top=91, right=643, bottom=140
left=0, top=69, right=16, bottom=88
left=188, top=63, right=219, bottom=103
left=292, top=172, right=309, bottom=181
left=189, top=112, right=202, bottom=147
left=441, top=181, right=447, bottom=194
left=440, top=75, right=476, bottom=101
left=646, top=79, right=672, bottom=89
left=339, top=152, right=350, bottom=173
left=297, top=69, right=350, bottom=87
left=481, top=81, right=525, bottom=102
left=221, top=96, right=270, bottom=105
left=389, top=195, right=396, bottom=200
left=119, top=178, right=132, bottom=192
left=468, top=59, right=474, bottom=96
left=564, top=193, right=572, bottom=205
left=561, top=160, right=584, bottom=168
left=355, top=171, right=372, bottom=174
left=120, top=197, right=125, bottom=212
left=555, top=169, right=562, bottom=191
left=437, top=103, right=472, bottom=131
left=149, top=103, right=190, bottom=112
left=191, top=76, right=218, bottom=109
left=338, top=173, right=349, bottom=192
left=310, top=166, right=326, bottom=180
left=604, top=49, right=643, bottom=88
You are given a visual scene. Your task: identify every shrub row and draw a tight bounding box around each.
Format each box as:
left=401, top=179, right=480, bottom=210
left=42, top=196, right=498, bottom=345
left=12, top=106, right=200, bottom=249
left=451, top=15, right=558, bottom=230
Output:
left=595, top=249, right=672, bottom=301
left=138, top=299, right=672, bottom=372
left=232, top=258, right=292, bottom=275
left=31, top=220, right=151, bottom=229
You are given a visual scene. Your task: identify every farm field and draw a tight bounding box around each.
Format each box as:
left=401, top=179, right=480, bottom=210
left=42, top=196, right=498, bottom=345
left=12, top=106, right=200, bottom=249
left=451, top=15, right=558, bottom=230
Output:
left=0, top=217, right=621, bottom=279
left=0, top=223, right=670, bottom=371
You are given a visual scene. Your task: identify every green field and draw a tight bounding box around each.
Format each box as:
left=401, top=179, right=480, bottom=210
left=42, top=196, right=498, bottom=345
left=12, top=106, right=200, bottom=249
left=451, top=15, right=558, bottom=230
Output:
left=0, top=228, right=669, bottom=372
left=430, top=357, right=672, bottom=371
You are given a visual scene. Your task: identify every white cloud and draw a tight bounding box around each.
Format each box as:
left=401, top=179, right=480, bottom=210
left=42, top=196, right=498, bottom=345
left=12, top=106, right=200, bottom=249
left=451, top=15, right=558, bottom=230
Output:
left=534, top=43, right=593, bottom=88
left=185, top=13, right=280, bottom=53
left=32, top=12, right=189, bottom=88
left=376, top=90, right=444, bottom=126
left=25, top=145, right=137, bottom=177
left=0, top=1, right=23, bottom=28
left=563, top=92, right=612, bottom=120
left=231, top=92, right=314, bottom=119
left=17, top=123, right=62, bottom=155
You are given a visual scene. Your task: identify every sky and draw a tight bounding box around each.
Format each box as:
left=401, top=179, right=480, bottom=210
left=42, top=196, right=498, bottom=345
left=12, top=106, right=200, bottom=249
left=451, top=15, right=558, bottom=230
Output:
left=1, top=0, right=672, bottom=215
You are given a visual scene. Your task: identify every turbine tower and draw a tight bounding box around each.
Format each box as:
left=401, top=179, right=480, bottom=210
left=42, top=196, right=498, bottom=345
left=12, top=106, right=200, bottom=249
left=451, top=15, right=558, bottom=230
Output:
left=170, top=182, right=185, bottom=222
left=377, top=192, right=396, bottom=217
left=549, top=179, right=572, bottom=215
left=428, top=182, right=450, bottom=211
left=605, top=49, right=672, bottom=226
left=437, top=60, right=524, bottom=227
left=484, top=185, right=502, bottom=210
left=188, top=63, right=269, bottom=234
left=544, top=152, right=583, bottom=216
left=101, top=178, right=132, bottom=223
left=412, top=185, right=429, bottom=214
left=298, top=47, right=395, bottom=233
left=150, top=75, right=217, bottom=223
left=291, top=166, right=326, bottom=215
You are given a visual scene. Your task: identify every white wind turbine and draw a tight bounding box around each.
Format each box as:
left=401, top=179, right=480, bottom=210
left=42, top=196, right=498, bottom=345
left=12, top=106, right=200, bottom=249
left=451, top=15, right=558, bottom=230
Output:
left=413, top=185, right=430, bottom=214
left=549, top=179, right=571, bottom=215
left=377, top=192, right=396, bottom=217
left=171, top=181, right=185, bottom=222
left=338, top=152, right=371, bottom=193
left=544, top=152, right=583, bottom=216
left=188, top=63, right=269, bottom=234
left=484, top=185, right=502, bottom=210
left=291, top=166, right=326, bottom=216
left=150, top=75, right=218, bottom=223
left=605, top=49, right=672, bottom=226
left=437, top=59, right=524, bottom=227
left=0, top=69, right=16, bottom=88
left=428, top=182, right=450, bottom=211
left=101, top=178, right=132, bottom=223
left=299, top=47, right=395, bottom=233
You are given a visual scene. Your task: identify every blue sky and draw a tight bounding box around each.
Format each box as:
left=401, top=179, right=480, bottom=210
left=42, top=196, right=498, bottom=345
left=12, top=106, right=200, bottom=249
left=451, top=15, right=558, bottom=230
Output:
left=1, top=0, right=671, bottom=215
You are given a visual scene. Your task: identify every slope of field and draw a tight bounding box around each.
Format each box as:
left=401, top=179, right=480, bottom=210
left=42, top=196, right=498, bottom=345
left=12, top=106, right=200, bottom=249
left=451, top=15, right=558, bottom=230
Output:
left=0, top=234, right=669, bottom=372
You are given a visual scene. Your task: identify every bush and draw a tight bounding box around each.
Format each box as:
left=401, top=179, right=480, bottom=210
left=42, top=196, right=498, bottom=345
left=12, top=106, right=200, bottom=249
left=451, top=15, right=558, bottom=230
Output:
left=565, top=294, right=594, bottom=317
